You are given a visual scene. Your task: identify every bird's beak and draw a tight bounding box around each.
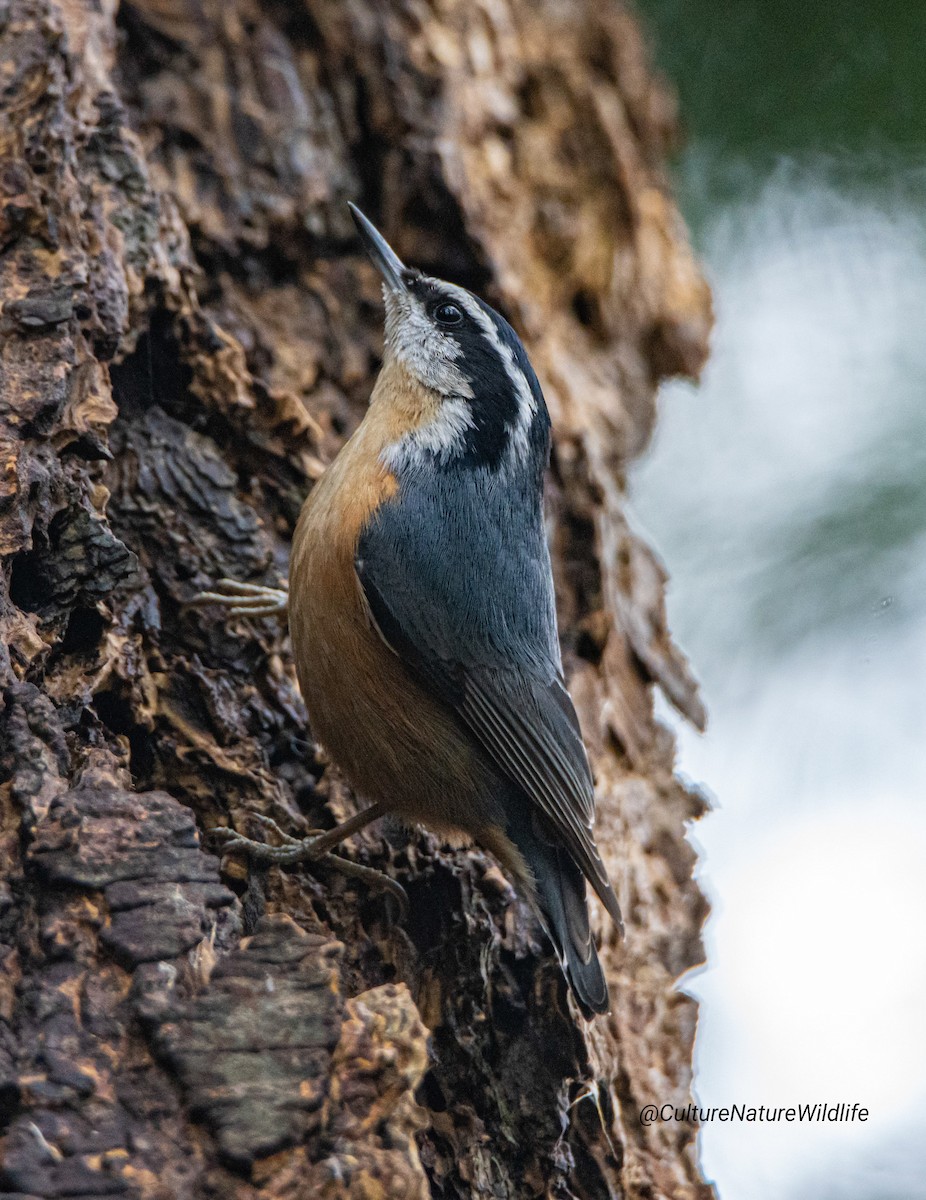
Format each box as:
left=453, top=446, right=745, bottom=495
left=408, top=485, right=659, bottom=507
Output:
left=348, top=203, right=409, bottom=295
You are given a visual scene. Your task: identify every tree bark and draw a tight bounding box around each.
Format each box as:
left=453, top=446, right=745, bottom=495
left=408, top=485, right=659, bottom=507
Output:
left=0, top=0, right=714, bottom=1196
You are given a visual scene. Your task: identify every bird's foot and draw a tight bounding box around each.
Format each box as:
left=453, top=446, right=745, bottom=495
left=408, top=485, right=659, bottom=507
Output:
left=192, top=578, right=289, bottom=620
left=224, top=811, right=316, bottom=848
left=212, top=815, right=408, bottom=918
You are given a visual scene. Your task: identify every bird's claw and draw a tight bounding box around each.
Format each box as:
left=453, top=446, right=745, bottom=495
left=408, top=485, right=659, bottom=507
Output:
left=211, top=824, right=322, bottom=865
left=212, top=821, right=408, bottom=919
left=192, top=578, right=289, bottom=619
left=323, top=855, right=409, bottom=920
left=243, top=812, right=322, bottom=846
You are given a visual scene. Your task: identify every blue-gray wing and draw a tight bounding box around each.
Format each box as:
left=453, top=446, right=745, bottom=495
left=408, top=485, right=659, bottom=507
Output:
left=355, top=481, right=621, bottom=927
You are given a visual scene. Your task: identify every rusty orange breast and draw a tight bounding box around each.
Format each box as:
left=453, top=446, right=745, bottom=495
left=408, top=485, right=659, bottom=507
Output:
left=287, top=364, right=490, bottom=828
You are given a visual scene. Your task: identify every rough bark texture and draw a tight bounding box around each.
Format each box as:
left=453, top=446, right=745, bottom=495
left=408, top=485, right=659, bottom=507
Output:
left=0, top=0, right=714, bottom=1196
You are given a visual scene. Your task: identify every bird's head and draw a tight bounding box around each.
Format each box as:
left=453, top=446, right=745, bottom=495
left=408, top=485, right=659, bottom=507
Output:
left=349, top=203, right=549, bottom=472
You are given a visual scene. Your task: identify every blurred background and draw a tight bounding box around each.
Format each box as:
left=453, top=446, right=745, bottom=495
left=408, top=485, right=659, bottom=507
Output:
left=630, top=2, right=926, bottom=1196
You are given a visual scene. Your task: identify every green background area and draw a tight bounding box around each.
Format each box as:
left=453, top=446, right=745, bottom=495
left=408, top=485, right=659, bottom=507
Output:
left=639, top=0, right=926, bottom=220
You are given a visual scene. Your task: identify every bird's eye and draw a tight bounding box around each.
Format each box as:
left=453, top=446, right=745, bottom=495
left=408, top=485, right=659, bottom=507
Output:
left=433, top=302, right=463, bottom=326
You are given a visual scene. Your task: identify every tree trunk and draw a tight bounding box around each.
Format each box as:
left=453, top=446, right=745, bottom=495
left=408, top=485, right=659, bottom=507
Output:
left=0, top=0, right=714, bottom=1196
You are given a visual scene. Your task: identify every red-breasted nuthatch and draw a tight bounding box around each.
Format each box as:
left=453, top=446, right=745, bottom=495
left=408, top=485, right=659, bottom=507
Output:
left=205, top=205, right=623, bottom=1016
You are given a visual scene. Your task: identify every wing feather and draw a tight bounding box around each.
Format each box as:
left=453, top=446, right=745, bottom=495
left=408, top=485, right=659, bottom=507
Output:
left=355, top=551, right=622, bottom=929
left=460, top=672, right=621, bottom=926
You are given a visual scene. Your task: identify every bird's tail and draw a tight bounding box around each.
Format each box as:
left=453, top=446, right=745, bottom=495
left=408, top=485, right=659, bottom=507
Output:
left=503, top=801, right=610, bottom=1018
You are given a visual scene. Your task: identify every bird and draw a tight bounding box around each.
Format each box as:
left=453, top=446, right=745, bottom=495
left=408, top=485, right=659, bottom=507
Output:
left=198, top=203, right=624, bottom=1017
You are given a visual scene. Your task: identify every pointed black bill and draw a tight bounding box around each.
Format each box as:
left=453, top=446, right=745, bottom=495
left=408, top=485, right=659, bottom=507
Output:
left=348, top=203, right=408, bottom=294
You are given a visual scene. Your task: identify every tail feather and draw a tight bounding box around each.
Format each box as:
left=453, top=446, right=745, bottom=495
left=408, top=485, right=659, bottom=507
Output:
left=536, top=842, right=610, bottom=1017
left=503, top=797, right=612, bottom=1018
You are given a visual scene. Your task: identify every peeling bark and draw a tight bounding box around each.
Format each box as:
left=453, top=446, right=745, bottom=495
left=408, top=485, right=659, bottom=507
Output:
left=0, top=0, right=714, bottom=1196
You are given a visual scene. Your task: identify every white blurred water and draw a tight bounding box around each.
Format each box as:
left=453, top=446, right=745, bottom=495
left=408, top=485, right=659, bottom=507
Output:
left=631, top=164, right=926, bottom=1199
